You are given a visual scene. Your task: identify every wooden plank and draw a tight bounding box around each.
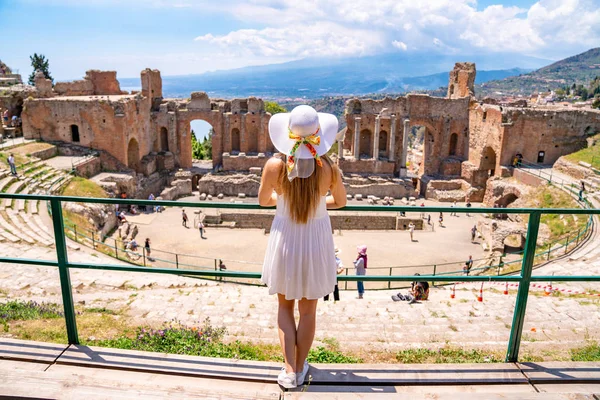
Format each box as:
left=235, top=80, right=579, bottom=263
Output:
left=284, top=392, right=595, bottom=400
left=519, top=362, right=600, bottom=383
left=0, top=359, right=50, bottom=371
left=303, top=362, right=528, bottom=385
left=0, top=364, right=281, bottom=399
left=58, top=344, right=282, bottom=383
left=535, top=383, right=600, bottom=394
left=0, top=338, right=68, bottom=364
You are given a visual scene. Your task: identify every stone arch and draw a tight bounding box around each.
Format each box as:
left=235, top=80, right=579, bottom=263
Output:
left=496, top=193, right=518, bottom=207
left=379, top=130, right=388, bottom=158
left=127, top=138, right=140, bottom=170
left=503, top=233, right=526, bottom=254
left=359, top=129, right=372, bottom=159
left=70, top=125, right=80, bottom=142
left=160, top=127, right=169, bottom=152
left=584, top=126, right=596, bottom=136
left=231, top=128, right=240, bottom=154
left=192, top=174, right=202, bottom=191
left=449, top=133, right=458, bottom=156
left=480, top=146, right=497, bottom=172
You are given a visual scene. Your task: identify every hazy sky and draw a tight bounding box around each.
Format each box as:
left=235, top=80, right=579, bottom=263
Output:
left=1, top=0, right=599, bottom=81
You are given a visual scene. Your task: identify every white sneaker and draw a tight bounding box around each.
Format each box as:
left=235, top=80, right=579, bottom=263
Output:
left=277, top=368, right=297, bottom=389
left=296, top=361, right=309, bottom=386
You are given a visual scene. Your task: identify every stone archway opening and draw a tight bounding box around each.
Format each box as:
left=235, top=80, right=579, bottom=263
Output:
left=70, top=124, right=80, bottom=143
left=190, top=119, right=214, bottom=161
left=449, top=133, right=458, bottom=156
left=159, top=127, right=169, bottom=152
left=231, top=128, right=240, bottom=154
left=127, top=138, right=140, bottom=170
left=379, top=130, right=388, bottom=159
left=496, top=193, right=518, bottom=208
left=503, top=233, right=525, bottom=254
left=481, top=146, right=497, bottom=176
left=359, top=129, right=372, bottom=159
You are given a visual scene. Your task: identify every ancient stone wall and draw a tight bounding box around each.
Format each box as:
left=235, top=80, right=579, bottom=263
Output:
left=343, top=94, right=469, bottom=176
left=53, top=70, right=123, bottom=96
left=447, top=62, right=476, bottom=99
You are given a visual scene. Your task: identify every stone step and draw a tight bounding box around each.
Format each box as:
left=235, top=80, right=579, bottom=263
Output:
left=0, top=212, right=33, bottom=244
left=5, top=210, right=41, bottom=245
left=32, top=214, right=51, bottom=236
left=28, top=166, right=52, bottom=180
left=0, top=229, right=20, bottom=243
left=15, top=187, right=29, bottom=211
left=30, top=198, right=39, bottom=215
left=21, top=161, right=45, bottom=175
left=17, top=211, right=53, bottom=246
left=2, top=179, right=26, bottom=208
left=0, top=175, right=16, bottom=192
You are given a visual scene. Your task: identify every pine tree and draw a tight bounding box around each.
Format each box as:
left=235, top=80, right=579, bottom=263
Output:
left=28, top=53, right=53, bottom=85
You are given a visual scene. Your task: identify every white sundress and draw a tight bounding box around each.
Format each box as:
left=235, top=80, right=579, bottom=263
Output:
left=262, top=195, right=337, bottom=300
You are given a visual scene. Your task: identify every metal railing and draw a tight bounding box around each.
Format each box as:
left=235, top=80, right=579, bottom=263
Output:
left=0, top=192, right=599, bottom=363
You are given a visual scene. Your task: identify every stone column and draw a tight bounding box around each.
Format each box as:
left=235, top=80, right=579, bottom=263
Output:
left=373, top=115, right=380, bottom=160
left=353, top=117, right=361, bottom=159
left=338, top=139, right=343, bottom=160
left=400, top=119, right=410, bottom=177
left=240, top=113, right=246, bottom=153
left=389, top=115, right=396, bottom=161
left=224, top=113, right=231, bottom=153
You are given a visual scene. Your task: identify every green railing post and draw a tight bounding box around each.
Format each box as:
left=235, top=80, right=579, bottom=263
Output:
left=576, top=228, right=581, bottom=245
left=506, top=211, right=541, bottom=362
left=91, top=231, right=96, bottom=249
left=176, top=254, right=179, bottom=269
left=344, top=268, right=349, bottom=290
left=388, top=268, right=392, bottom=289
left=565, top=234, right=570, bottom=254
left=142, top=247, right=146, bottom=267
left=547, top=243, right=551, bottom=261
left=114, top=239, right=118, bottom=259
left=73, top=225, right=78, bottom=243
left=49, top=198, right=79, bottom=345
left=432, top=265, right=437, bottom=287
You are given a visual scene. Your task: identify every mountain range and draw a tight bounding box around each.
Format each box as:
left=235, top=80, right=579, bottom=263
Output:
left=119, top=52, right=549, bottom=99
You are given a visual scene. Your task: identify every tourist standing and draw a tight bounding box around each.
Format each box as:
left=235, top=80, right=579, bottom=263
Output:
left=324, top=248, right=344, bottom=302
left=451, top=201, right=457, bottom=216
left=579, top=181, right=586, bottom=202
left=471, top=225, right=477, bottom=242
left=147, top=193, right=155, bottom=212
left=439, top=212, right=444, bottom=227
left=466, top=199, right=472, bottom=217
left=144, top=238, right=154, bottom=262
left=464, top=255, right=473, bottom=275
left=182, top=209, right=188, bottom=227
left=354, top=245, right=367, bottom=299
left=408, top=222, right=415, bottom=241
left=258, top=105, right=345, bottom=389
left=198, top=219, right=207, bottom=239
left=7, top=153, right=17, bottom=176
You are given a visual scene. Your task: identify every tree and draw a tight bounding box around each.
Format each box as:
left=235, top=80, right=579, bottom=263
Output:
left=28, top=53, right=53, bottom=85
left=191, top=129, right=205, bottom=160
left=202, top=128, right=213, bottom=160
left=592, top=97, right=600, bottom=110
left=265, top=101, right=287, bottom=115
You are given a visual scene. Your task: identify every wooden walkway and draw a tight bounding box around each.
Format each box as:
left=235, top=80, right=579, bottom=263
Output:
left=0, top=338, right=599, bottom=399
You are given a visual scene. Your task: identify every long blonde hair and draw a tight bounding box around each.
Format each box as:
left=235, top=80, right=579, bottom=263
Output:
left=278, top=154, right=337, bottom=224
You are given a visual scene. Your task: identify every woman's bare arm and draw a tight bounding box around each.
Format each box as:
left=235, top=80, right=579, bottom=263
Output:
left=258, top=158, right=283, bottom=207
left=326, top=163, right=347, bottom=209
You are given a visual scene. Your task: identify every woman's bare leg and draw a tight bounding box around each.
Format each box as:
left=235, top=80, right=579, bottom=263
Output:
left=295, top=298, right=318, bottom=371
left=277, top=294, right=297, bottom=373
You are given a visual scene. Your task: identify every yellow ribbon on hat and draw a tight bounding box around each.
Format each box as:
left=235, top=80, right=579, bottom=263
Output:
left=287, top=126, right=323, bottom=176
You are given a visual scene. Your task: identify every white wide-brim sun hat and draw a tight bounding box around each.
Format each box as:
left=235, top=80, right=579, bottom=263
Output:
left=269, top=105, right=339, bottom=159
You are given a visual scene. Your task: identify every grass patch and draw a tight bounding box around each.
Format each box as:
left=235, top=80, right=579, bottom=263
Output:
left=9, top=142, right=55, bottom=156
left=396, top=347, right=503, bottom=363
left=61, top=177, right=107, bottom=198
left=0, top=152, right=29, bottom=169
left=570, top=341, right=600, bottom=361
left=564, top=140, right=600, bottom=169
left=0, top=300, right=63, bottom=321
left=523, top=186, right=588, bottom=245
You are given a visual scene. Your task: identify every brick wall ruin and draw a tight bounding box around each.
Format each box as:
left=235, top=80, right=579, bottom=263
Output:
left=447, top=62, right=476, bottom=99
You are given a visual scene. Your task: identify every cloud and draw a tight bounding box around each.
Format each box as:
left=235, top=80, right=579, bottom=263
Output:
left=392, top=40, right=407, bottom=51
left=194, top=0, right=600, bottom=60
left=195, top=22, right=385, bottom=58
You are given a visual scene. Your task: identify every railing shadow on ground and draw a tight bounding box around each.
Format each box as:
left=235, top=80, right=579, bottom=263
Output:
left=0, top=192, right=599, bottom=363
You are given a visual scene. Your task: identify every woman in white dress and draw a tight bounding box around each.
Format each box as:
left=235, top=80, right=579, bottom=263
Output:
left=259, top=105, right=347, bottom=388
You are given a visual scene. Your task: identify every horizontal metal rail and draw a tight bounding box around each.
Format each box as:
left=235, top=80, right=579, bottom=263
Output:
left=0, top=192, right=598, bottom=364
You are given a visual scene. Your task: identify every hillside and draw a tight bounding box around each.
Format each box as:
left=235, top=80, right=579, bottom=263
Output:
left=476, top=48, right=600, bottom=97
